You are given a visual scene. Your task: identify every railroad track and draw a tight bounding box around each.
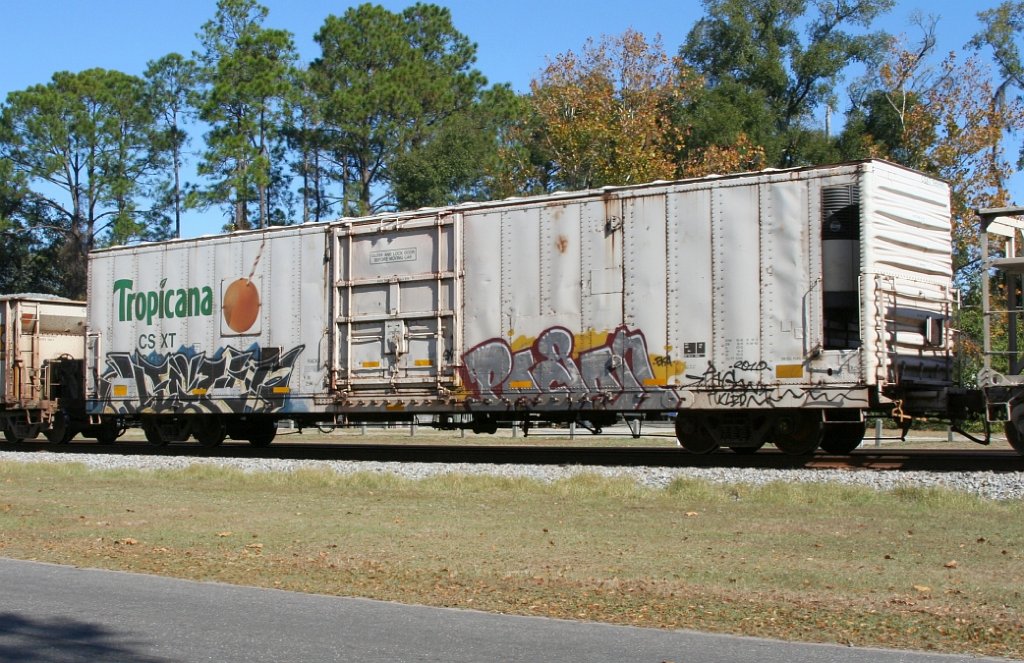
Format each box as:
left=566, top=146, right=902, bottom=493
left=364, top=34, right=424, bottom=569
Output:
left=3, top=440, right=1022, bottom=473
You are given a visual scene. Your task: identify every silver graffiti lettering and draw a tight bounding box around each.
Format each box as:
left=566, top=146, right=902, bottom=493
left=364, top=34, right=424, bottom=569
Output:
left=462, top=339, right=513, bottom=399
left=460, top=326, right=680, bottom=409
left=532, top=327, right=586, bottom=392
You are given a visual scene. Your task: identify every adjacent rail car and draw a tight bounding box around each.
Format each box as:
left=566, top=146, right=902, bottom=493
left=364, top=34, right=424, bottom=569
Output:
left=978, top=206, right=1024, bottom=454
left=84, top=160, right=961, bottom=453
left=0, top=295, right=110, bottom=443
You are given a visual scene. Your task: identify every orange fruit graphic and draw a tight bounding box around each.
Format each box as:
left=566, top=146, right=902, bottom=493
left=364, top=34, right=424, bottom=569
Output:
left=223, top=278, right=260, bottom=333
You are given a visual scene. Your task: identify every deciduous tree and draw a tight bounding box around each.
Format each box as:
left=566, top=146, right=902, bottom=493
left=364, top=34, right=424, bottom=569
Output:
left=391, top=84, right=524, bottom=209
left=528, top=30, right=692, bottom=190
left=842, top=33, right=1024, bottom=279
left=679, top=0, right=894, bottom=167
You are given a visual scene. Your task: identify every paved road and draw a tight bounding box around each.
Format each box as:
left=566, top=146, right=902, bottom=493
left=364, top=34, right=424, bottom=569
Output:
left=0, top=558, right=1012, bottom=662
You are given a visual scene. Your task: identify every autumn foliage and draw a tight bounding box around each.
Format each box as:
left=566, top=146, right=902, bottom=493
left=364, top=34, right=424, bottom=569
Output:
left=865, top=39, right=1024, bottom=278
left=526, top=30, right=770, bottom=191
left=528, top=31, right=690, bottom=189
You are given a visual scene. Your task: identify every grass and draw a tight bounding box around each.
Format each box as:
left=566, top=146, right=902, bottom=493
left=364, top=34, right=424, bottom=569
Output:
left=1, top=460, right=1022, bottom=658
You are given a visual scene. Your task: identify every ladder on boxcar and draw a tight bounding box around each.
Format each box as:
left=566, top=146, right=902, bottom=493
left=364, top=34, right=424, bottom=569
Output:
left=870, top=273, right=953, bottom=415
left=15, top=300, right=42, bottom=403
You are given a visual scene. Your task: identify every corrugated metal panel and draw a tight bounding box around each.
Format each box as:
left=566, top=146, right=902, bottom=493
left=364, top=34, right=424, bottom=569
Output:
left=622, top=193, right=667, bottom=341
left=861, top=162, right=953, bottom=389
left=864, top=165, right=952, bottom=279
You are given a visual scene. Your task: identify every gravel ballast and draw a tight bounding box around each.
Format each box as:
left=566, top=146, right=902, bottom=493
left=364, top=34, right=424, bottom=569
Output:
left=2, top=450, right=1023, bottom=501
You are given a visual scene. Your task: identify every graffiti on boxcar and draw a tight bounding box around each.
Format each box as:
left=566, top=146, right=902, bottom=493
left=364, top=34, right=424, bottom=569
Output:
left=460, top=326, right=684, bottom=409
left=96, top=344, right=304, bottom=414
left=681, top=361, right=771, bottom=408
left=682, top=361, right=867, bottom=408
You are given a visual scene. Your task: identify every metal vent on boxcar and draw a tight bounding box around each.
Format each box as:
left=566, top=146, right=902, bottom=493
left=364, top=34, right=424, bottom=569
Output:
left=822, top=186, right=860, bottom=240
left=822, top=185, right=861, bottom=350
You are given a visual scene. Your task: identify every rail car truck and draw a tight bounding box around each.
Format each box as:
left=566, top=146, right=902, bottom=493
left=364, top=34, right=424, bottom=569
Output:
left=84, top=159, right=968, bottom=453
left=0, top=294, right=111, bottom=443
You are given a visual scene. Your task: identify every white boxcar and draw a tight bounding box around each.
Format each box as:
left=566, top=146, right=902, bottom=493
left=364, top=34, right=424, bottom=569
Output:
left=1, top=294, right=88, bottom=442
left=85, top=159, right=954, bottom=452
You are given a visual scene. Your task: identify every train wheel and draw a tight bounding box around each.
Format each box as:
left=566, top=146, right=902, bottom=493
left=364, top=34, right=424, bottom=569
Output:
left=772, top=413, right=823, bottom=456
left=193, top=418, right=226, bottom=447
left=674, top=415, right=719, bottom=454
left=1004, top=423, right=1024, bottom=453
left=470, top=416, right=498, bottom=435
left=729, top=442, right=766, bottom=454
left=43, top=411, right=75, bottom=444
left=1, top=420, right=17, bottom=443
left=93, top=420, right=122, bottom=445
left=819, top=421, right=866, bottom=454
left=141, top=418, right=168, bottom=447
left=1005, top=405, right=1024, bottom=454
left=4, top=422, right=40, bottom=443
left=247, top=424, right=277, bottom=447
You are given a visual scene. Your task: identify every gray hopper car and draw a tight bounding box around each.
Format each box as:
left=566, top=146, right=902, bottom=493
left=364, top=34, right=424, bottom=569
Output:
left=80, top=159, right=1002, bottom=454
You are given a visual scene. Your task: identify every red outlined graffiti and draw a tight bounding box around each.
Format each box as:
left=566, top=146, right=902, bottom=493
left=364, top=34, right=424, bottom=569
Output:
left=460, top=326, right=680, bottom=409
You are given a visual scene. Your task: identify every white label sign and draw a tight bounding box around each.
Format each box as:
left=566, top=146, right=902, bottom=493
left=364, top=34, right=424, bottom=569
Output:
left=369, top=248, right=418, bottom=264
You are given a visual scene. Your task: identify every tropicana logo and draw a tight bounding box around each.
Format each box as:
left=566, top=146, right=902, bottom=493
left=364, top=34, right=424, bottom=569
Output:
left=222, top=277, right=261, bottom=333
left=113, top=277, right=260, bottom=334
left=114, top=278, right=213, bottom=324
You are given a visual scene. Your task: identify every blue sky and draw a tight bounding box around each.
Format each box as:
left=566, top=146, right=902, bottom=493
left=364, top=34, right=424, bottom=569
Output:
left=0, top=0, right=1006, bottom=237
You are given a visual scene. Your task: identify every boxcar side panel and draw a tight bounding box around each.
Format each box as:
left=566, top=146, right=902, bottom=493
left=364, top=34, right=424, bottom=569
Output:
left=541, top=202, right=584, bottom=330
left=712, top=182, right=762, bottom=366
left=580, top=199, right=624, bottom=333
left=501, top=205, right=543, bottom=340
left=667, top=188, right=713, bottom=385
left=761, top=179, right=812, bottom=375
left=622, top=193, right=669, bottom=364
left=461, top=211, right=502, bottom=331
left=87, top=227, right=330, bottom=418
